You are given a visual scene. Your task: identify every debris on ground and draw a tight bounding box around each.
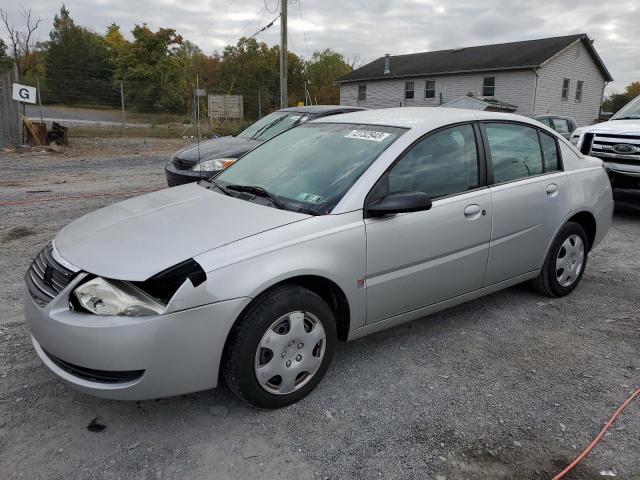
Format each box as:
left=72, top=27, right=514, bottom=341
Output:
left=86, top=417, right=106, bottom=433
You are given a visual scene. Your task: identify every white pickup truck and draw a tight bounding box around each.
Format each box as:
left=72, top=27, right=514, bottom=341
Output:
left=571, top=95, right=640, bottom=190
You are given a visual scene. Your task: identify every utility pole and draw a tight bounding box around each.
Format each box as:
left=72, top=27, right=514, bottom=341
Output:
left=279, top=0, right=287, bottom=108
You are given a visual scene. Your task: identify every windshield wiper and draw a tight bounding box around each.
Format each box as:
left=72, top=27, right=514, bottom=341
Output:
left=225, top=184, right=288, bottom=210
left=250, top=115, right=287, bottom=140
left=207, top=179, right=232, bottom=196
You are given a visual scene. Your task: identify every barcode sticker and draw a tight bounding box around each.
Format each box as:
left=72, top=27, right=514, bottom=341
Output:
left=345, top=130, right=391, bottom=142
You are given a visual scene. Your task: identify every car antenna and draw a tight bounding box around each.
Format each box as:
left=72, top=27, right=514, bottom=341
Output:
left=195, top=74, right=202, bottom=174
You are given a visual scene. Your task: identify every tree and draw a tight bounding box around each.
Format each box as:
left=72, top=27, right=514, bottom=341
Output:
left=43, top=6, right=116, bottom=105
left=0, top=38, right=14, bottom=73
left=217, top=37, right=305, bottom=118
left=0, top=7, right=43, bottom=77
left=113, top=24, right=187, bottom=112
left=602, top=81, right=640, bottom=114
left=305, top=49, right=353, bottom=104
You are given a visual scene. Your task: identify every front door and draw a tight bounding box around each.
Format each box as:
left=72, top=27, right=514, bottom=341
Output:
left=364, top=123, right=493, bottom=324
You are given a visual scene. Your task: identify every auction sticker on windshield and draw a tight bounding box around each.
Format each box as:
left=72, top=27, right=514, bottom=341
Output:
left=345, top=130, right=392, bottom=142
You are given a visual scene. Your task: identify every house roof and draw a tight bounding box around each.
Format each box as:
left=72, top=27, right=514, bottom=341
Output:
left=338, top=34, right=613, bottom=83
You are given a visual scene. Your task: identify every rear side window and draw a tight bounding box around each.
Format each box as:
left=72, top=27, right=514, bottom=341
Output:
left=540, top=131, right=561, bottom=172
left=484, top=123, right=543, bottom=184
left=387, top=124, right=479, bottom=199
left=552, top=118, right=570, bottom=134
left=539, top=118, right=553, bottom=127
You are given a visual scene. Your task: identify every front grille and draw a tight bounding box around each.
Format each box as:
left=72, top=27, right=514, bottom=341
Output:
left=590, top=134, right=640, bottom=162
left=173, top=155, right=197, bottom=170
left=43, top=348, right=144, bottom=384
left=25, top=244, right=78, bottom=306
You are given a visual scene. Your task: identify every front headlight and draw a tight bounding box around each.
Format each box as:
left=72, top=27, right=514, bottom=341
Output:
left=74, top=277, right=165, bottom=316
left=191, top=158, right=237, bottom=172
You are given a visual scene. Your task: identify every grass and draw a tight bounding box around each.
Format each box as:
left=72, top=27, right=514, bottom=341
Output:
left=69, top=119, right=252, bottom=139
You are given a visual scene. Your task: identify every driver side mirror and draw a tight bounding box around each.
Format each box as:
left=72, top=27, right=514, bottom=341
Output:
left=367, top=192, right=432, bottom=217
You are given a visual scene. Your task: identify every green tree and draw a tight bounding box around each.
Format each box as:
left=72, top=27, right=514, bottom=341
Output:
left=305, top=49, right=352, bottom=104
left=218, top=37, right=305, bottom=118
left=113, top=24, right=187, bottom=112
left=0, top=38, right=14, bottom=73
left=43, top=5, right=116, bottom=105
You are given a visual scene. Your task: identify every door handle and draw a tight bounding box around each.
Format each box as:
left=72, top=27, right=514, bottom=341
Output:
left=464, top=204, right=482, bottom=219
left=546, top=183, right=558, bottom=196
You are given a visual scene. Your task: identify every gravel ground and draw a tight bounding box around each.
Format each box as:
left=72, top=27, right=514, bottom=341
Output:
left=0, top=140, right=639, bottom=479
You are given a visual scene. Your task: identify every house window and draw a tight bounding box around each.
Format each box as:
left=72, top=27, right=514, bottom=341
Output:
left=561, top=78, right=570, bottom=100
left=405, top=81, right=415, bottom=100
left=425, top=80, right=436, bottom=98
left=575, top=80, right=583, bottom=102
left=358, top=85, right=366, bottom=102
left=482, top=77, right=495, bottom=97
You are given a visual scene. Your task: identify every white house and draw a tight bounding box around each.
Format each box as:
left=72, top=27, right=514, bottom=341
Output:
left=338, top=34, right=612, bottom=126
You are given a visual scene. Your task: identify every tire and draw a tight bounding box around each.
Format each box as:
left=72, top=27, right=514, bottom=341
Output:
left=531, top=222, right=589, bottom=297
left=222, top=284, right=337, bottom=409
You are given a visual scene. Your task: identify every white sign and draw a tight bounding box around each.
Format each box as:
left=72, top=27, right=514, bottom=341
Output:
left=12, top=83, right=37, bottom=104
left=345, top=130, right=391, bottom=142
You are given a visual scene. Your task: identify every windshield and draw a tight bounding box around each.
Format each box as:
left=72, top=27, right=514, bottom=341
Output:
left=216, top=122, right=406, bottom=214
left=611, top=95, right=640, bottom=120
left=236, top=111, right=313, bottom=140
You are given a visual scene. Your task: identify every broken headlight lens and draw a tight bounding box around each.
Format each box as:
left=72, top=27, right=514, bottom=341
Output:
left=73, top=277, right=165, bottom=316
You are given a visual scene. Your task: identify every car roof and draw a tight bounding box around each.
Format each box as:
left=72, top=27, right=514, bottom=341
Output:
left=311, top=107, right=543, bottom=131
left=278, top=105, right=365, bottom=114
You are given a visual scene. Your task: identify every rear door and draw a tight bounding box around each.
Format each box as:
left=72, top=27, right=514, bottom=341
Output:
left=364, top=123, right=493, bottom=323
left=481, top=122, right=571, bottom=285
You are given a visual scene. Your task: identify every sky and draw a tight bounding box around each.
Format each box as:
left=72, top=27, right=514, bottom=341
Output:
left=2, top=0, right=638, bottom=93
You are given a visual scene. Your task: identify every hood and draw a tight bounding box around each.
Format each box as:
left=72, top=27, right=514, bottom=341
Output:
left=176, top=136, right=261, bottom=163
left=584, top=119, right=640, bottom=135
left=55, top=184, right=309, bottom=281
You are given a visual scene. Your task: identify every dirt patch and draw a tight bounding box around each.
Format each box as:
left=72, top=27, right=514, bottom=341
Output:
left=1, top=226, right=37, bottom=243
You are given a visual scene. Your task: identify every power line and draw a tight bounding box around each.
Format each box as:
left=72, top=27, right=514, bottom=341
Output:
left=297, top=0, right=310, bottom=59
left=263, top=0, right=279, bottom=14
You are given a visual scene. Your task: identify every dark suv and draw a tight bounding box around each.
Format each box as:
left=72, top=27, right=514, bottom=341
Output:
left=165, top=105, right=364, bottom=186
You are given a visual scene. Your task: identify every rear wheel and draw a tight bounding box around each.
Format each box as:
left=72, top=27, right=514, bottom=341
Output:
left=531, top=222, right=588, bottom=297
left=223, top=285, right=336, bottom=408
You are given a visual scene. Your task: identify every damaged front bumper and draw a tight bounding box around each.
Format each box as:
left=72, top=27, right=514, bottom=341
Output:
left=25, top=277, right=250, bottom=400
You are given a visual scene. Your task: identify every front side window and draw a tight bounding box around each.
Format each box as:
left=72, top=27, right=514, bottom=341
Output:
left=540, top=131, right=561, bottom=172
left=561, top=78, right=570, bottom=100
left=358, top=85, right=366, bottom=101
left=482, top=77, right=495, bottom=97
left=425, top=80, right=436, bottom=98
left=484, top=123, right=543, bottom=184
left=575, top=80, right=583, bottom=102
left=386, top=124, right=479, bottom=199
left=216, top=123, right=406, bottom=214
left=237, top=111, right=312, bottom=141
left=405, top=81, right=415, bottom=100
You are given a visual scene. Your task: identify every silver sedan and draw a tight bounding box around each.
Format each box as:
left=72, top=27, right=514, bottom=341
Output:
left=24, top=108, right=613, bottom=408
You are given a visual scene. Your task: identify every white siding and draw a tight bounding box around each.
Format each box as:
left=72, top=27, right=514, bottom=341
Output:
left=533, top=41, right=606, bottom=126
left=340, top=70, right=537, bottom=114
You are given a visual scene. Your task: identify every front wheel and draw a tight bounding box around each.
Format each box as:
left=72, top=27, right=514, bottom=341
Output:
left=222, top=285, right=336, bottom=408
left=531, top=221, right=588, bottom=297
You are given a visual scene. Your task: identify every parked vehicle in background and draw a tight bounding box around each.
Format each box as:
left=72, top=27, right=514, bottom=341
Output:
left=164, top=105, right=364, bottom=186
left=571, top=95, right=640, bottom=189
left=532, top=115, right=577, bottom=139
left=25, top=108, right=612, bottom=408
